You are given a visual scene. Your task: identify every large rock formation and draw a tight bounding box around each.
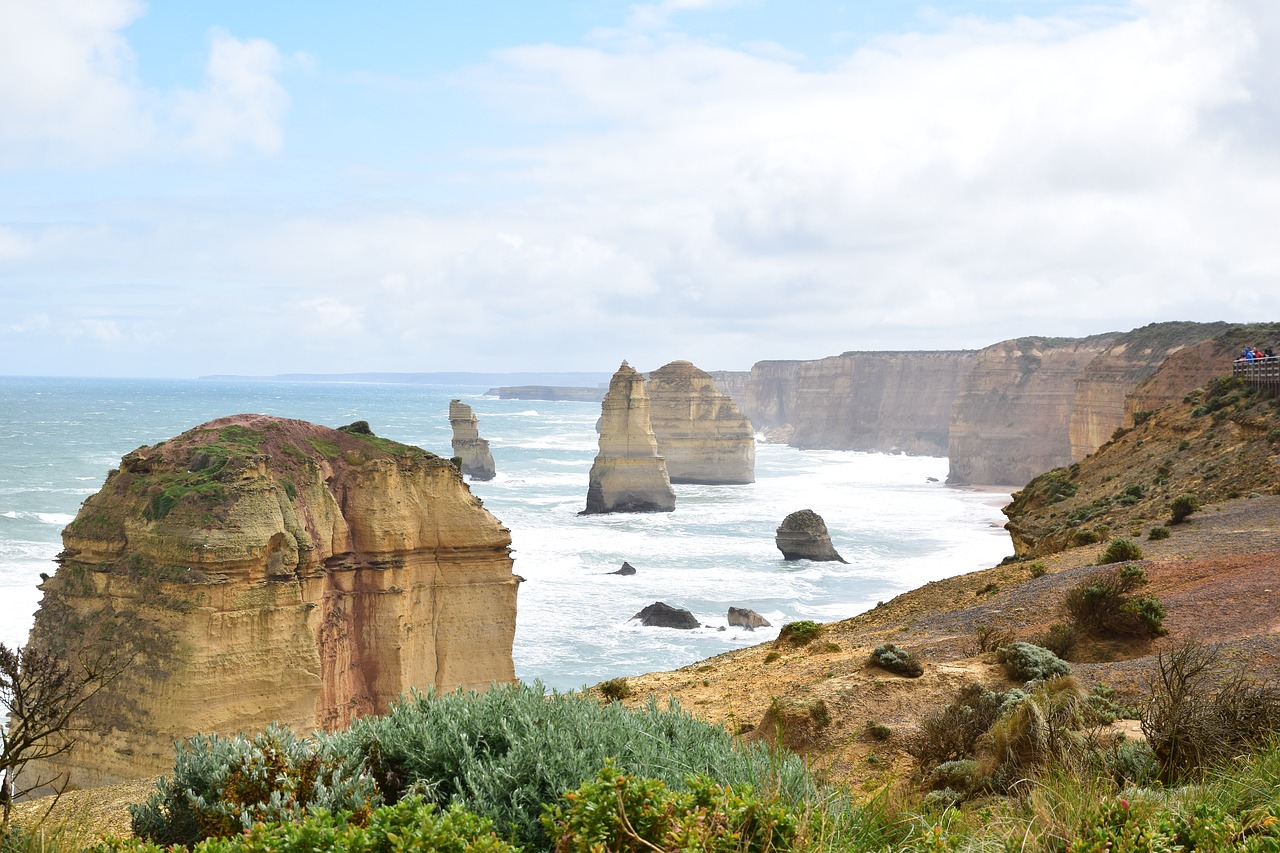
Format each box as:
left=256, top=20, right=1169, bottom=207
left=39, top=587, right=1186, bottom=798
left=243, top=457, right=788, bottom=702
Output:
left=743, top=353, right=976, bottom=454
left=645, top=360, right=755, bottom=485
left=775, top=510, right=847, bottom=562
left=23, top=414, right=519, bottom=790
left=449, top=400, right=497, bottom=481
left=583, top=362, right=677, bottom=514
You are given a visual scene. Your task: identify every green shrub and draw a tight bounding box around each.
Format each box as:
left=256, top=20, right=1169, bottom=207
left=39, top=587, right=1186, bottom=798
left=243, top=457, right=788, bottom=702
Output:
left=104, top=798, right=517, bottom=853
left=1101, top=538, right=1143, bottom=563
left=1170, top=493, right=1200, bottom=524
left=1065, top=565, right=1166, bottom=639
left=865, top=720, right=892, bottom=741
left=129, top=723, right=379, bottom=846
left=597, top=677, right=633, bottom=702
left=928, top=759, right=981, bottom=794
left=1028, top=562, right=1048, bottom=578
left=1036, top=622, right=1079, bottom=661
left=869, top=643, right=924, bottom=678
left=1147, top=526, right=1170, bottom=541
left=971, top=623, right=1015, bottom=655
left=775, top=620, right=823, bottom=646
left=334, top=683, right=814, bottom=849
left=980, top=676, right=1086, bottom=791
left=541, top=762, right=797, bottom=853
left=1072, top=529, right=1100, bottom=546
left=996, top=642, right=1071, bottom=682
left=907, top=684, right=1019, bottom=770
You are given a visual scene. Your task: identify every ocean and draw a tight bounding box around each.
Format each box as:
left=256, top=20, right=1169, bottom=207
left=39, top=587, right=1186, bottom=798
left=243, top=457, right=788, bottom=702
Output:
left=0, top=376, right=1012, bottom=692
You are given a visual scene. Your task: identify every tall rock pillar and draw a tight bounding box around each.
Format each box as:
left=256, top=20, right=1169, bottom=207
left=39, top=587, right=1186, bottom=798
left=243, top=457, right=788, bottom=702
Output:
left=449, top=400, right=497, bottom=481
left=646, top=360, right=755, bottom=484
left=583, top=362, right=677, bottom=514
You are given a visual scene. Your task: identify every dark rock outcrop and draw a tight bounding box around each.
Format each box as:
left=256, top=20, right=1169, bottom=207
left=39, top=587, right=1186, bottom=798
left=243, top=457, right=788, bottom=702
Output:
left=583, top=362, right=677, bottom=514
left=611, top=562, right=638, bottom=576
left=727, top=607, right=771, bottom=630
left=776, top=510, right=847, bottom=562
left=449, top=400, right=497, bottom=481
left=631, top=601, right=700, bottom=629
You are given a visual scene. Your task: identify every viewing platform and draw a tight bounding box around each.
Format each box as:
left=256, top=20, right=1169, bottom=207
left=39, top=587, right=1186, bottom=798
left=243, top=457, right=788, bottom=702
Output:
left=1232, top=356, right=1280, bottom=394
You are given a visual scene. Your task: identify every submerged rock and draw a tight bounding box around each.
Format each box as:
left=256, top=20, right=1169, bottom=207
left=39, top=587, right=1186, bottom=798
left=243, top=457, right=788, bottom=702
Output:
left=631, top=601, right=700, bottom=629
left=583, top=362, right=676, bottom=514
left=776, top=509, right=847, bottom=563
left=611, top=561, right=638, bottom=576
left=449, top=400, right=496, bottom=481
left=24, top=414, right=519, bottom=790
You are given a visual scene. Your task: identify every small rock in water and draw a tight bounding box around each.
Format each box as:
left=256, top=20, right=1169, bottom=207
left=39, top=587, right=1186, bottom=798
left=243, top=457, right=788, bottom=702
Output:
left=727, top=606, right=771, bottom=630
left=775, top=509, right=847, bottom=563
left=610, top=561, right=638, bottom=576
left=631, top=601, right=699, bottom=629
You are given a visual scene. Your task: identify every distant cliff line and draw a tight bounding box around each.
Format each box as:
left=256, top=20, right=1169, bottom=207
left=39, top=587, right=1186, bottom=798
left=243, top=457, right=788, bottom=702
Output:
left=719, top=322, right=1279, bottom=488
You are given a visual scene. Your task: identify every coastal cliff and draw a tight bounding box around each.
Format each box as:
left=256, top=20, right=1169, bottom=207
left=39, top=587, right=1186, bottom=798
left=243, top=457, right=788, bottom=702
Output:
left=743, top=353, right=975, bottom=453
left=947, top=335, right=1119, bottom=485
left=449, top=400, right=497, bottom=481
left=23, top=415, right=518, bottom=789
left=646, top=360, right=755, bottom=485
left=583, top=362, right=676, bottom=514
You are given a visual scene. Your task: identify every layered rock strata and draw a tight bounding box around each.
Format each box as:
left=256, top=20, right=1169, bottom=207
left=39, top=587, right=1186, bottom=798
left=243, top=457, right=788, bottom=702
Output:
left=24, top=414, right=518, bottom=790
left=449, top=400, right=497, bottom=481
left=646, top=360, right=755, bottom=485
left=748, top=352, right=977, bottom=454
left=776, top=510, right=846, bottom=562
left=583, top=362, right=677, bottom=514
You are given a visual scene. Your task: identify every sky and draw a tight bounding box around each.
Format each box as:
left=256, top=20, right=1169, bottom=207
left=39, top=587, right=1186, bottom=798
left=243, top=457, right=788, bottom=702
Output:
left=2, top=0, right=1279, bottom=377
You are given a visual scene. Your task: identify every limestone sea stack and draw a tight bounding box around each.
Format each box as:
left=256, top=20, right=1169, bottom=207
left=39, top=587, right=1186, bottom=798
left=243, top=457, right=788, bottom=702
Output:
left=23, top=414, right=519, bottom=790
left=776, top=509, right=847, bottom=562
left=582, top=362, right=677, bottom=514
left=449, top=399, right=497, bottom=481
left=646, top=360, right=755, bottom=485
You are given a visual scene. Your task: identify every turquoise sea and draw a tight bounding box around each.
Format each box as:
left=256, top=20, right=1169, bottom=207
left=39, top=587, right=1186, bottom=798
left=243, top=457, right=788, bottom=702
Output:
left=0, top=376, right=1012, bottom=691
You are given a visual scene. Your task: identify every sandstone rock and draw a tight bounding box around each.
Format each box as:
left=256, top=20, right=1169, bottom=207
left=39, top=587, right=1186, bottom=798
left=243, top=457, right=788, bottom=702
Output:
left=727, top=607, right=771, bottom=630
left=631, top=601, right=699, bottom=629
left=744, top=353, right=976, bottom=455
left=776, top=510, right=846, bottom=563
left=583, top=362, right=676, bottom=514
left=449, top=400, right=496, bottom=481
left=646, top=360, right=755, bottom=485
left=611, top=561, right=637, bottom=576
left=23, top=414, right=518, bottom=790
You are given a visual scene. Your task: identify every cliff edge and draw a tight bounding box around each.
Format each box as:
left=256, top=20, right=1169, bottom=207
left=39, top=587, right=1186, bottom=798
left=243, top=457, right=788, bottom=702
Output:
left=23, top=414, right=519, bottom=790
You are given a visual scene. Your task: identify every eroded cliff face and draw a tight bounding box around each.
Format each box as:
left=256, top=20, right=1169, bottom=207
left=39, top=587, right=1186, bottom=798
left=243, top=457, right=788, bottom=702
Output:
left=1067, top=323, right=1230, bottom=459
left=25, top=414, right=518, bottom=789
left=947, top=336, right=1119, bottom=486
left=584, top=362, right=676, bottom=514
left=449, top=400, right=497, bottom=481
left=646, top=361, right=755, bottom=485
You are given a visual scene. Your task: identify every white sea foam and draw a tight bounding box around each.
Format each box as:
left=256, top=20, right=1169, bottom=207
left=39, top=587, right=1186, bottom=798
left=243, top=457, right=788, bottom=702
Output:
left=0, top=377, right=1013, bottom=692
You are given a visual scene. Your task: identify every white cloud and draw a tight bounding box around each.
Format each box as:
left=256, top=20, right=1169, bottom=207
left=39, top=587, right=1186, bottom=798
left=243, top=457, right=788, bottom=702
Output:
left=0, top=2, right=289, bottom=166
left=627, top=0, right=748, bottom=30
left=174, top=29, right=289, bottom=157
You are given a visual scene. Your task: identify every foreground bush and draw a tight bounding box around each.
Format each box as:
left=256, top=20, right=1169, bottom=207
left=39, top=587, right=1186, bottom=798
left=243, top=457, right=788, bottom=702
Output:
left=335, top=683, right=814, bottom=849
left=996, top=642, right=1071, bottom=682
left=129, top=723, right=378, bottom=846
left=869, top=643, right=923, bottom=677
left=1101, top=538, right=1142, bottom=563
left=1170, top=493, right=1200, bottom=524
left=542, top=762, right=797, bottom=853
left=103, top=798, right=516, bottom=853
left=1064, top=565, right=1166, bottom=638
left=1142, top=643, right=1280, bottom=781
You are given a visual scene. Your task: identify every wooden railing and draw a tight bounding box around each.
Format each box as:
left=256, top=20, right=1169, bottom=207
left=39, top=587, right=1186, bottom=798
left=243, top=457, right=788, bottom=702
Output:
left=1232, top=356, right=1280, bottom=393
